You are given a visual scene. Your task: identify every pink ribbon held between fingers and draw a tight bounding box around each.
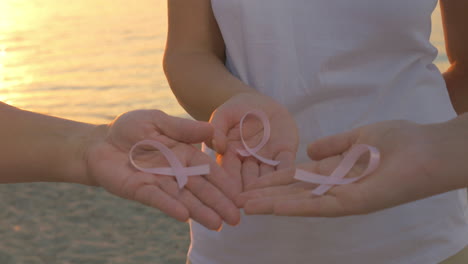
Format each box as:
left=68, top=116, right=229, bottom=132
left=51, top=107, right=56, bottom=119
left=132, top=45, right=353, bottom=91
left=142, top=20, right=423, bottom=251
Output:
left=129, top=140, right=210, bottom=189
left=294, top=144, right=380, bottom=196
left=236, top=110, right=281, bottom=166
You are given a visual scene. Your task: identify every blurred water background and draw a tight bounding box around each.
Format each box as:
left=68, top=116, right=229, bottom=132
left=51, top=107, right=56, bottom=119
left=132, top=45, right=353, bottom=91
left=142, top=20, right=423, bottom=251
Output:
left=0, top=0, right=451, bottom=263
left=0, top=0, right=186, bottom=124
left=0, top=1, right=189, bottom=264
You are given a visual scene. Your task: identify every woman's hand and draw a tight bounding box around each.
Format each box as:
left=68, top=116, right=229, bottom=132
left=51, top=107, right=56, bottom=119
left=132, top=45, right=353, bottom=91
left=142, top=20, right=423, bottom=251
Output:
left=208, top=92, right=298, bottom=192
left=238, top=118, right=468, bottom=217
left=86, top=110, right=240, bottom=230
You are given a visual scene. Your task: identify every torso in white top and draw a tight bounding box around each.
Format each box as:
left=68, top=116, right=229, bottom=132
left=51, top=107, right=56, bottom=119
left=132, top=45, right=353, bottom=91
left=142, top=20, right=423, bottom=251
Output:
left=189, top=0, right=468, bottom=263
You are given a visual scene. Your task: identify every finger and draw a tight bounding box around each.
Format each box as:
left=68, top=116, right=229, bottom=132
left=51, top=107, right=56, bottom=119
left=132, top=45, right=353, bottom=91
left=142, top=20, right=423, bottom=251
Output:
left=187, top=153, right=241, bottom=226
left=218, top=150, right=242, bottom=188
left=188, top=150, right=241, bottom=225
left=260, top=163, right=274, bottom=178
left=244, top=192, right=311, bottom=215
left=307, top=129, right=359, bottom=160
left=299, top=157, right=342, bottom=177
left=211, top=128, right=228, bottom=154
left=160, top=178, right=222, bottom=230
left=205, top=154, right=242, bottom=200
left=246, top=157, right=342, bottom=191
left=186, top=176, right=240, bottom=226
left=273, top=196, right=349, bottom=217
left=133, top=184, right=189, bottom=222
left=154, top=176, right=223, bottom=230
left=245, top=168, right=297, bottom=190
left=275, top=151, right=295, bottom=171
left=206, top=108, right=232, bottom=154
left=155, top=111, right=214, bottom=144
left=178, top=188, right=224, bottom=230
left=241, top=158, right=260, bottom=191
left=237, top=183, right=307, bottom=208
left=246, top=169, right=296, bottom=193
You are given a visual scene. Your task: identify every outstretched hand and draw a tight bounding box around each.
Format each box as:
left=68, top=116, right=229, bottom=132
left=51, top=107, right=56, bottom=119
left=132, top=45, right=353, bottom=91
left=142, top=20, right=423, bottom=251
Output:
left=238, top=119, right=466, bottom=217
left=208, top=92, right=299, bottom=192
left=85, top=110, right=240, bottom=230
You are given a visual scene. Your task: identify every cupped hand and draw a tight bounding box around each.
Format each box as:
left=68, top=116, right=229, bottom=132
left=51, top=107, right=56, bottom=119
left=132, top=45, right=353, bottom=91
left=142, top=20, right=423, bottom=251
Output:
left=238, top=120, right=460, bottom=217
left=85, top=109, right=240, bottom=230
left=208, top=92, right=299, bottom=192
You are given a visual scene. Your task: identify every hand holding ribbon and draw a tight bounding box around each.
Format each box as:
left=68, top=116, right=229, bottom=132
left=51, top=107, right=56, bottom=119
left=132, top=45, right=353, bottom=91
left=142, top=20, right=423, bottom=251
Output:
left=86, top=109, right=240, bottom=230
left=236, top=110, right=281, bottom=166
left=237, top=119, right=452, bottom=217
left=208, top=92, right=298, bottom=190
left=236, top=143, right=380, bottom=211
left=129, top=140, right=210, bottom=189
left=295, top=144, right=380, bottom=195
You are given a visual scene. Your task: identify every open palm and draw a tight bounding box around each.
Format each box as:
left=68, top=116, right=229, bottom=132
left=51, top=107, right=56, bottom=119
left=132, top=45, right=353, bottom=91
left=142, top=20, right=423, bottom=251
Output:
left=238, top=120, right=451, bottom=217
left=209, top=92, right=298, bottom=192
left=86, top=110, right=240, bottom=230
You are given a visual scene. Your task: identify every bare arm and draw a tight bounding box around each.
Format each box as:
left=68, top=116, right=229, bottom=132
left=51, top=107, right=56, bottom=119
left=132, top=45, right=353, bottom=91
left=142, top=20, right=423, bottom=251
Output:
left=0, top=102, right=241, bottom=228
left=239, top=112, right=468, bottom=217
left=440, top=0, right=468, bottom=115
left=163, top=0, right=255, bottom=121
left=0, top=102, right=99, bottom=185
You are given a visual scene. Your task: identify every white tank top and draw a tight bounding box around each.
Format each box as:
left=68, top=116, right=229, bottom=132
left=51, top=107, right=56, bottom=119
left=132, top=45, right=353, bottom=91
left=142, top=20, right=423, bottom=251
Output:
left=189, top=1, right=468, bottom=263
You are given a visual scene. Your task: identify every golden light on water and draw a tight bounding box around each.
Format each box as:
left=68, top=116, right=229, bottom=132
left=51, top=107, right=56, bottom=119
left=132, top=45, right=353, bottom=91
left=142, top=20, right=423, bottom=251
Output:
left=0, top=1, right=448, bottom=123
left=0, top=0, right=183, bottom=123
left=0, top=43, right=7, bottom=102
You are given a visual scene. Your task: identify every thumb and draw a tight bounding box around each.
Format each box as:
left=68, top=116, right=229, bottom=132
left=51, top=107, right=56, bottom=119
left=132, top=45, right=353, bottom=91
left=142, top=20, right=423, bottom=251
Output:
left=307, top=128, right=359, bottom=160
left=155, top=112, right=214, bottom=144
left=204, top=108, right=232, bottom=154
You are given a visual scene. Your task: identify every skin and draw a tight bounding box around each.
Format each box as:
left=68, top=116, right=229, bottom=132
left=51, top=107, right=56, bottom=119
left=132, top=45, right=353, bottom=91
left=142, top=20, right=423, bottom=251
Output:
left=164, top=0, right=251, bottom=121
left=238, top=113, right=468, bottom=217
left=0, top=102, right=240, bottom=230
left=164, top=0, right=298, bottom=190
left=209, top=93, right=298, bottom=192
left=167, top=0, right=468, bottom=262
left=236, top=0, right=468, bottom=218
left=168, top=0, right=468, bottom=262
left=441, top=0, right=468, bottom=114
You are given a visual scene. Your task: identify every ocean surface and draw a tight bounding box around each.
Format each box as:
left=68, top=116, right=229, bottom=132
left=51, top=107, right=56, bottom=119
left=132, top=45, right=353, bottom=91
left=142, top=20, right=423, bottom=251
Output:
left=0, top=0, right=186, bottom=124
left=0, top=0, right=450, bottom=124
left=0, top=0, right=451, bottom=263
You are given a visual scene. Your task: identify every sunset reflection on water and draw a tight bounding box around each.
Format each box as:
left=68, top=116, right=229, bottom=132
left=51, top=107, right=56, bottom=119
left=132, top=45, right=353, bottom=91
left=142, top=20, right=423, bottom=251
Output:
left=0, top=0, right=183, bottom=123
left=0, top=1, right=449, bottom=123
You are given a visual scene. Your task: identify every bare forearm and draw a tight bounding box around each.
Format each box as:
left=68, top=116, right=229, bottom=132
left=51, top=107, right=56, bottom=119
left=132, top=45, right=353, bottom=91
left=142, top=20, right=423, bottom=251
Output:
left=164, top=52, right=255, bottom=121
left=443, top=65, right=468, bottom=115
left=444, top=113, right=468, bottom=189
left=441, top=0, right=468, bottom=115
left=0, top=102, right=103, bottom=185
left=165, top=0, right=258, bottom=121
left=425, top=112, right=468, bottom=190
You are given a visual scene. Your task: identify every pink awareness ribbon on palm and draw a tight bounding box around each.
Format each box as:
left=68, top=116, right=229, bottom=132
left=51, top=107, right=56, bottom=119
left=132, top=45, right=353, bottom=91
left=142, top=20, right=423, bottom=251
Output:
left=236, top=110, right=281, bottom=166
left=294, top=144, right=380, bottom=195
left=129, top=140, right=210, bottom=189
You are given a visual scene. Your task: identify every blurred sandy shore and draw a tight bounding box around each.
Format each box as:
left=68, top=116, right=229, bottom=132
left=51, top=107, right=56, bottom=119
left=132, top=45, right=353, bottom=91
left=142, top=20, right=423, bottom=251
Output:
left=0, top=183, right=190, bottom=264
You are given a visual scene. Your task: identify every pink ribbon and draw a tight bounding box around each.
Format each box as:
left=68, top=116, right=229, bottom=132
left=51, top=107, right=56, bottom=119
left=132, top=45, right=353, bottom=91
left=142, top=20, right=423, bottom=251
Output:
left=294, top=144, right=380, bottom=195
left=129, top=140, right=210, bottom=189
left=237, top=110, right=281, bottom=166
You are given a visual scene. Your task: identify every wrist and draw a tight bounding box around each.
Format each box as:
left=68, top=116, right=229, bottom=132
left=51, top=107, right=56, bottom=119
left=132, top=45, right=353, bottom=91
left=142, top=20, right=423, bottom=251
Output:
left=63, top=123, right=108, bottom=186
left=424, top=116, right=468, bottom=190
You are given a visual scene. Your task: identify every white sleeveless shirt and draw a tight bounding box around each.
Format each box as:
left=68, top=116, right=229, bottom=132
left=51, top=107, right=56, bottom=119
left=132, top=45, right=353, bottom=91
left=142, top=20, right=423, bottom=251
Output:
left=189, top=0, right=468, bottom=263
